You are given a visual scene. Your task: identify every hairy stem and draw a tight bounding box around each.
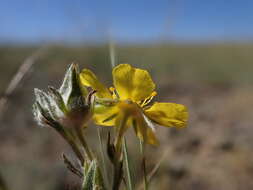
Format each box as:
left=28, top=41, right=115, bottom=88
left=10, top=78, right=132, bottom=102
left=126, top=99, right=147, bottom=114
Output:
left=57, top=128, right=85, bottom=165
left=75, top=127, right=93, bottom=161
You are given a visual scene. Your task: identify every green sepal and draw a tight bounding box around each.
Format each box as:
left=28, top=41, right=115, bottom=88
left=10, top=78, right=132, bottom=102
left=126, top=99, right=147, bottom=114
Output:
left=34, top=88, right=65, bottom=122
left=32, top=101, right=64, bottom=133
left=33, top=88, right=57, bottom=122
left=59, top=63, right=87, bottom=111
left=82, top=160, right=107, bottom=190
left=48, top=86, right=67, bottom=114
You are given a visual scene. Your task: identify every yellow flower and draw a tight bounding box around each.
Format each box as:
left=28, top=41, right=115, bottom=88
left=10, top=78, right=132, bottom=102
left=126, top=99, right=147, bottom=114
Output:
left=80, top=64, right=188, bottom=146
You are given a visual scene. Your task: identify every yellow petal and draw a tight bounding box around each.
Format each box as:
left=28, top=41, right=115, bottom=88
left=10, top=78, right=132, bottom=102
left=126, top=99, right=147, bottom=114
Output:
left=93, top=104, right=119, bottom=126
left=112, top=64, right=155, bottom=102
left=114, top=111, right=133, bottom=152
left=132, top=115, right=159, bottom=145
left=145, top=102, right=188, bottom=128
left=80, top=69, right=111, bottom=98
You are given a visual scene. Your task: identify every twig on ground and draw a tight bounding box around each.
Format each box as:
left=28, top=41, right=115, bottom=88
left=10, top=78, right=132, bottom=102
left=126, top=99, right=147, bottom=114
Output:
left=137, top=150, right=169, bottom=190
left=0, top=46, right=48, bottom=120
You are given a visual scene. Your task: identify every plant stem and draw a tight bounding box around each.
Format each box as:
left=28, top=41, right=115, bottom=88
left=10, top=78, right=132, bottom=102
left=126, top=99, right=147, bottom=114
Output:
left=97, top=128, right=109, bottom=188
left=112, top=161, right=123, bottom=190
left=140, top=140, right=148, bottom=190
left=62, top=153, right=83, bottom=178
left=57, top=127, right=85, bottom=165
left=114, top=115, right=128, bottom=154
left=75, top=127, right=93, bottom=161
left=112, top=114, right=128, bottom=190
left=123, top=138, right=133, bottom=190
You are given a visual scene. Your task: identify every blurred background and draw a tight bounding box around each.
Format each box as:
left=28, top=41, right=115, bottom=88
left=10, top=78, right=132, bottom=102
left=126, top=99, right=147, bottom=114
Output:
left=1, top=0, right=253, bottom=189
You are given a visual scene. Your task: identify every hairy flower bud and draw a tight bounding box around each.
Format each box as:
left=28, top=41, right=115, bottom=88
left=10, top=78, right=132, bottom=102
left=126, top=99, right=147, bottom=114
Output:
left=32, top=63, right=93, bottom=130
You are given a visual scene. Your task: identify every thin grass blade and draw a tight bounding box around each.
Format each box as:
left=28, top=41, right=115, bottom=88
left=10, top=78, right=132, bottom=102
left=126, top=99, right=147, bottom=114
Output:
left=123, top=138, right=133, bottom=190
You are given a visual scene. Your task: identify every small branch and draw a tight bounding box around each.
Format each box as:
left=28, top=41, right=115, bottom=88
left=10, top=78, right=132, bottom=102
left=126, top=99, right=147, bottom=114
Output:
left=137, top=150, right=169, bottom=190
left=75, top=127, right=93, bottom=161
left=56, top=127, right=85, bottom=165
left=147, top=150, right=169, bottom=182
left=0, top=46, right=49, bottom=120
left=62, top=153, right=83, bottom=178
left=140, top=140, right=148, bottom=190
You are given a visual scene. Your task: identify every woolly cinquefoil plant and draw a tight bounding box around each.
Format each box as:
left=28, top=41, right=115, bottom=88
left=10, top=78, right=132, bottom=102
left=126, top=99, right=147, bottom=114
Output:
left=33, top=63, right=188, bottom=190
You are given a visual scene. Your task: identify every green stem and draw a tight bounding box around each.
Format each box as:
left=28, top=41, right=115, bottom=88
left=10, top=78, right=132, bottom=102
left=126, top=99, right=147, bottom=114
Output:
left=140, top=140, right=148, bottom=190
left=97, top=128, right=109, bottom=188
left=114, top=115, right=128, bottom=154
left=123, top=138, right=133, bottom=190
left=75, top=127, right=93, bottom=161
left=57, top=127, right=85, bottom=165
left=112, top=114, right=128, bottom=190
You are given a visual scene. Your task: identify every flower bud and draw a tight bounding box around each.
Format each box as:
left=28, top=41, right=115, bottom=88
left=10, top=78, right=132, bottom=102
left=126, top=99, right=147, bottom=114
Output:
left=32, top=63, right=93, bottom=130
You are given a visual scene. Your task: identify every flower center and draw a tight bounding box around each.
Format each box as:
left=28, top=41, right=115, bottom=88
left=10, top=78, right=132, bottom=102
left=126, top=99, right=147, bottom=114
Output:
left=118, top=100, right=141, bottom=116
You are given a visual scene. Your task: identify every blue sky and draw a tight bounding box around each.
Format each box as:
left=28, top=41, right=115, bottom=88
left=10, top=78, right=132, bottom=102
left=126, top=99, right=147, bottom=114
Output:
left=0, top=0, right=253, bottom=43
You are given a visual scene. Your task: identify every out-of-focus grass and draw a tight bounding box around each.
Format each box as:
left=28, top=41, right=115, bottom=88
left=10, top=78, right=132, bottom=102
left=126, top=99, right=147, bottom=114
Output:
left=0, top=43, right=253, bottom=190
left=1, top=43, right=253, bottom=89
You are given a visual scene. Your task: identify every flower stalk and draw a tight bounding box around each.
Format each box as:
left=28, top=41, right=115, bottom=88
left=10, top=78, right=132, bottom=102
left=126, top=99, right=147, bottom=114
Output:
left=75, top=126, right=93, bottom=161
left=140, top=140, right=148, bottom=190
left=123, top=138, right=133, bottom=190
left=60, top=128, right=86, bottom=165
